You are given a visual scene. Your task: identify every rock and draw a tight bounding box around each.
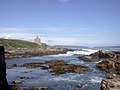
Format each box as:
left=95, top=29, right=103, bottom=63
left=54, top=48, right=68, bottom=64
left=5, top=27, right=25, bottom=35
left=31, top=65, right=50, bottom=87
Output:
left=96, top=59, right=120, bottom=74
left=96, top=59, right=116, bottom=72
left=12, top=64, right=18, bottom=67
left=20, top=76, right=29, bottom=79
left=77, top=83, right=84, bottom=88
left=91, top=50, right=111, bottom=59
left=101, top=77, right=120, bottom=90
left=18, top=59, right=89, bottom=75
left=78, top=56, right=100, bottom=62
left=12, top=80, right=22, bottom=84
left=5, top=46, right=69, bottom=59
left=96, top=50, right=120, bottom=74
left=11, top=86, right=48, bottom=90
left=95, top=50, right=120, bottom=90
left=78, top=50, right=120, bottom=62
left=45, top=60, right=89, bottom=75
left=106, top=73, right=114, bottom=79
left=20, top=62, right=44, bottom=68
left=115, top=61, right=120, bottom=72
left=45, top=60, right=65, bottom=68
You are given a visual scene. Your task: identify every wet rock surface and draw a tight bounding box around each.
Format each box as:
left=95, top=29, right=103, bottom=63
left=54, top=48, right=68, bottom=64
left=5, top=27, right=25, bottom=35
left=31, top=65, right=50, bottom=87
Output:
left=78, top=50, right=120, bottom=90
left=95, top=51, right=120, bottom=74
left=9, top=50, right=120, bottom=90
left=78, top=50, right=120, bottom=62
left=96, top=59, right=120, bottom=73
left=12, top=60, right=89, bottom=75
left=11, top=86, right=48, bottom=90
left=12, top=80, right=22, bottom=84
left=91, top=50, right=120, bottom=90
left=46, top=60, right=89, bottom=75
left=101, top=75, right=120, bottom=90
left=10, top=60, right=89, bottom=90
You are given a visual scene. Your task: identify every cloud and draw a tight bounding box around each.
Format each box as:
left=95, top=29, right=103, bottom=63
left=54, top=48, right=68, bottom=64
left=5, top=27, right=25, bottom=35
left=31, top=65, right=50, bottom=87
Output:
left=0, top=27, right=93, bottom=35
left=0, top=27, right=119, bottom=46
left=0, top=33, right=120, bottom=46
left=4, top=34, right=12, bottom=39
left=43, top=37, right=120, bottom=46
left=0, top=33, right=45, bottom=42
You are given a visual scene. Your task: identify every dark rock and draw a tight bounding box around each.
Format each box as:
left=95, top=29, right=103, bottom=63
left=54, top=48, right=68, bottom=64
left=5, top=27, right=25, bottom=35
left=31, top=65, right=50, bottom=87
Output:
left=78, top=50, right=120, bottom=62
left=12, top=80, right=22, bottom=84
left=91, top=50, right=111, bottom=59
left=20, top=76, right=29, bottom=79
left=45, top=60, right=89, bottom=75
left=45, top=60, right=65, bottom=68
left=5, top=46, right=69, bottom=59
left=18, top=59, right=89, bottom=75
left=20, top=62, right=44, bottom=68
left=0, top=46, right=9, bottom=90
left=78, top=56, right=100, bottom=62
left=77, top=83, right=84, bottom=88
left=96, top=59, right=116, bottom=72
left=11, top=86, right=48, bottom=90
left=95, top=50, right=120, bottom=90
left=12, top=64, right=18, bottom=67
left=96, top=59, right=120, bottom=75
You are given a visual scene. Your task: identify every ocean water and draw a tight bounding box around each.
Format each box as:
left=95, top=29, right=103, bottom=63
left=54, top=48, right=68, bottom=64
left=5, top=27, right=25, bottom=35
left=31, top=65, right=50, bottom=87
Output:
left=6, top=48, right=107, bottom=90
left=62, top=45, right=120, bottom=51
left=93, top=46, right=120, bottom=51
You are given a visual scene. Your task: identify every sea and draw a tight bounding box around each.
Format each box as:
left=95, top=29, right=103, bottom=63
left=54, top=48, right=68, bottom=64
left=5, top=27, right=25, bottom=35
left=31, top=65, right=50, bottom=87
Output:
left=6, top=46, right=120, bottom=90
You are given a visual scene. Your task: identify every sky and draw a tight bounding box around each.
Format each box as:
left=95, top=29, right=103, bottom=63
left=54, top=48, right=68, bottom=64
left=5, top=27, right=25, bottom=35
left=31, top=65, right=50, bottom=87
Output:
left=0, top=0, right=120, bottom=46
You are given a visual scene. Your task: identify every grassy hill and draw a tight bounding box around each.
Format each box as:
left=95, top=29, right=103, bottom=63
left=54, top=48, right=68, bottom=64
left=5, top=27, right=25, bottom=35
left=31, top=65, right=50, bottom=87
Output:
left=0, top=38, right=40, bottom=49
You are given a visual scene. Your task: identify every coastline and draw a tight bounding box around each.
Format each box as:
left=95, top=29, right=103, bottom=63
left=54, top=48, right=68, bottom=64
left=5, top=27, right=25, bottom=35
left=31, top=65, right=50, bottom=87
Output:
left=5, top=48, right=120, bottom=90
left=5, top=47, right=71, bottom=59
left=77, top=50, right=120, bottom=90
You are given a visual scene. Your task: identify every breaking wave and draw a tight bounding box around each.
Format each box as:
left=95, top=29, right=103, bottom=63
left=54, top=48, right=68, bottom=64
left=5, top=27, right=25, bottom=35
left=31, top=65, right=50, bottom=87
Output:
left=67, top=49, right=98, bottom=56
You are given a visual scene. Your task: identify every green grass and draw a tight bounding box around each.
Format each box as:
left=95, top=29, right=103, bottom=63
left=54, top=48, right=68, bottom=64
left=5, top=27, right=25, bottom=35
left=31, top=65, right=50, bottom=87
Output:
left=0, top=38, right=40, bottom=49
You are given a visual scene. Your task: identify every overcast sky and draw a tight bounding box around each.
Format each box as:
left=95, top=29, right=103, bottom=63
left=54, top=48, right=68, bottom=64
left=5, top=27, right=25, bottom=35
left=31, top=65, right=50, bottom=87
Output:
left=0, top=0, right=120, bottom=46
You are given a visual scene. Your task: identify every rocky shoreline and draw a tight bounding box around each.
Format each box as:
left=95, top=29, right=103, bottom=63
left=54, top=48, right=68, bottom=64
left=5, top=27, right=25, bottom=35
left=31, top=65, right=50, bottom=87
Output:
left=6, top=49, right=120, bottom=90
left=10, top=59, right=89, bottom=90
left=95, top=51, right=120, bottom=90
left=5, top=46, right=71, bottom=59
left=11, top=86, right=48, bottom=90
left=78, top=50, right=120, bottom=90
left=12, top=59, right=89, bottom=75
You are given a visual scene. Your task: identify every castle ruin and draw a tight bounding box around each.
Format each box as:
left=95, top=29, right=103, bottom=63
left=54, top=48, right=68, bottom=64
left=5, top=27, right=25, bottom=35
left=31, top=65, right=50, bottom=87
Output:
left=34, top=36, right=41, bottom=45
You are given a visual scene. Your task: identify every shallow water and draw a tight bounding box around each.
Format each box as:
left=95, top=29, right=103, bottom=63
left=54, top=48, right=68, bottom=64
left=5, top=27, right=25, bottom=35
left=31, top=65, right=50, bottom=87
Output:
left=6, top=54, right=106, bottom=90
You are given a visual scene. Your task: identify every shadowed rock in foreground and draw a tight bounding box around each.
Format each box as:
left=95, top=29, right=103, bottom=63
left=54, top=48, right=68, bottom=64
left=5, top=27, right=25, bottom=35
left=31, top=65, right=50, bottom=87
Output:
left=0, top=46, right=9, bottom=90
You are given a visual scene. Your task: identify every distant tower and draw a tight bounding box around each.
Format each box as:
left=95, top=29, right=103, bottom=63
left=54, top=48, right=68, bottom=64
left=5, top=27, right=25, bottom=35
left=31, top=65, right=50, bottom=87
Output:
left=34, top=36, right=41, bottom=45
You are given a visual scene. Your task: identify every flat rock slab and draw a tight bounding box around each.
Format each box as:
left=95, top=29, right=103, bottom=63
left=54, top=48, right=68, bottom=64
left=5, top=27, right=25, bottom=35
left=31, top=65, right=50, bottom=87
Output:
left=11, top=86, right=48, bottom=90
left=12, top=59, right=89, bottom=75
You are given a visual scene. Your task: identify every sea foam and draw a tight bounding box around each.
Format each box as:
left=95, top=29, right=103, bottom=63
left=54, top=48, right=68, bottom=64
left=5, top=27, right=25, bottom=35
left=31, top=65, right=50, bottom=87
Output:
left=50, top=49, right=98, bottom=57
left=67, top=49, right=98, bottom=56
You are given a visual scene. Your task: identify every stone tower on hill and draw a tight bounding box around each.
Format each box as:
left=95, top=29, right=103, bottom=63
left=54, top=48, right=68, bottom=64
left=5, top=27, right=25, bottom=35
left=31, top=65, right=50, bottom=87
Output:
left=34, top=36, right=41, bottom=45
